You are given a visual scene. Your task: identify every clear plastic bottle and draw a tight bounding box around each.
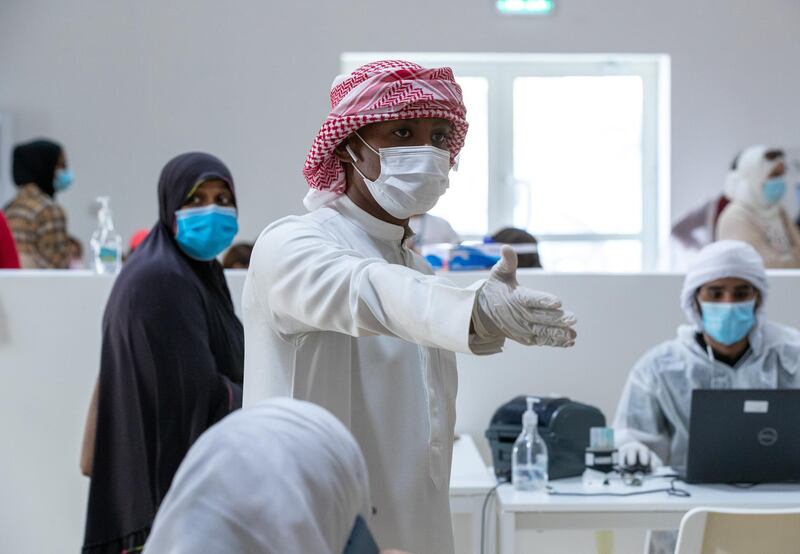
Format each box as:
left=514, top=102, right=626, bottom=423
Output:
left=90, top=196, right=122, bottom=275
left=512, top=396, right=549, bottom=491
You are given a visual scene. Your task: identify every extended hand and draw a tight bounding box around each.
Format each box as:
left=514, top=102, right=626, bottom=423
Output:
left=472, top=246, right=577, bottom=348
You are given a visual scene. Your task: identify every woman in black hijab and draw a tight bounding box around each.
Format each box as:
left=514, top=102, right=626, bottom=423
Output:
left=4, top=139, right=73, bottom=268
left=81, top=153, right=244, bottom=553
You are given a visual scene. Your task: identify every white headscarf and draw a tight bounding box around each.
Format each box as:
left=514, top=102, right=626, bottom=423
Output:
left=680, top=240, right=769, bottom=330
left=144, top=398, right=371, bottom=554
left=303, top=187, right=342, bottom=211
left=724, top=145, right=785, bottom=216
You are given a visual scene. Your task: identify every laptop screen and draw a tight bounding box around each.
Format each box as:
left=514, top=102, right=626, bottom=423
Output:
left=686, top=389, right=800, bottom=484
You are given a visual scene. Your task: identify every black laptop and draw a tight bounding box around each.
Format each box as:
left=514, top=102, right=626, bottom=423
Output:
left=685, top=389, right=800, bottom=484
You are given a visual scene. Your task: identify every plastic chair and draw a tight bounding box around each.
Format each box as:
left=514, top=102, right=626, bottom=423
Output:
left=675, top=507, right=800, bottom=554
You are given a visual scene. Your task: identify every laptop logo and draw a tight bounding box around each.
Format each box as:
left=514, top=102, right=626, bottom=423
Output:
left=744, top=400, right=769, bottom=413
left=758, top=427, right=778, bottom=446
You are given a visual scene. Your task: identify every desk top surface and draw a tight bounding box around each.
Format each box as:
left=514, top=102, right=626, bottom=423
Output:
left=449, top=434, right=496, bottom=495
left=497, top=471, right=800, bottom=512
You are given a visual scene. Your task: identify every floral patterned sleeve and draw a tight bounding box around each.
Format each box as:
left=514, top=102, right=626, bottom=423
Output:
left=35, top=203, right=70, bottom=269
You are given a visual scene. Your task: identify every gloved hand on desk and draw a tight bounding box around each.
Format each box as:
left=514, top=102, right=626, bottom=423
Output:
left=618, top=441, right=664, bottom=470
left=470, top=245, right=577, bottom=354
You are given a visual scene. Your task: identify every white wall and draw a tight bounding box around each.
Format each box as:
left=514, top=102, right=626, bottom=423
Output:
left=1, top=0, right=799, bottom=249
left=3, top=270, right=800, bottom=552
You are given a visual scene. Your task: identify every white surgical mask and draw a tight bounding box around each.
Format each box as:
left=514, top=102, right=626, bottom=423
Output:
left=346, top=132, right=450, bottom=219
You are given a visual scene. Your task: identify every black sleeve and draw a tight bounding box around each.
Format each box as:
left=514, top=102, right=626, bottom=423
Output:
left=130, top=273, right=240, bottom=502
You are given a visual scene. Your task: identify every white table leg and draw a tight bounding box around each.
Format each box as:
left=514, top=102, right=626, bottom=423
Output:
left=471, top=497, right=482, bottom=554
left=595, top=530, right=614, bottom=554
left=499, top=510, right=515, bottom=554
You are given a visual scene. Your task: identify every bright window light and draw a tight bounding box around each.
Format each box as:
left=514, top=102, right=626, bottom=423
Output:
left=496, top=0, right=555, bottom=15
left=513, top=76, right=644, bottom=235
left=429, top=76, right=489, bottom=236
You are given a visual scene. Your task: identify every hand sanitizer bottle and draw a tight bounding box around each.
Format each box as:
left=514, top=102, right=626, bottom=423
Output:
left=90, top=196, right=122, bottom=275
left=512, top=396, right=549, bottom=491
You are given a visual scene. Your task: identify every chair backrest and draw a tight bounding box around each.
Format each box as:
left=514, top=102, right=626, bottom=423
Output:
left=675, top=507, right=800, bottom=554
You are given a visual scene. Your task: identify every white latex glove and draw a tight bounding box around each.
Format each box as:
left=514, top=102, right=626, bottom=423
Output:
left=618, top=441, right=664, bottom=469
left=471, top=245, right=577, bottom=349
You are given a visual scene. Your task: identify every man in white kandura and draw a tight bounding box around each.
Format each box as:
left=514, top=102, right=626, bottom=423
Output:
left=242, top=60, right=577, bottom=554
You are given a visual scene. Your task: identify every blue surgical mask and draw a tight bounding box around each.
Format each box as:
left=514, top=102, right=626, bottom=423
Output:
left=700, top=300, right=756, bottom=346
left=762, top=177, right=786, bottom=204
left=175, top=205, right=238, bottom=261
left=53, top=168, right=74, bottom=192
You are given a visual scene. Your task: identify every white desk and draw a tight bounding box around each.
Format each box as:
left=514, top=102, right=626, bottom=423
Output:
left=496, top=473, right=800, bottom=554
left=449, top=434, right=498, bottom=554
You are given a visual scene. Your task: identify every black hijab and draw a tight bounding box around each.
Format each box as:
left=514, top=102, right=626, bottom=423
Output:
left=12, top=139, right=63, bottom=197
left=83, top=153, right=244, bottom=554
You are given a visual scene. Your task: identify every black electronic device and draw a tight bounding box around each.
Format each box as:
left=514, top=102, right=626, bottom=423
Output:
left=485, top=396, right=605, bottom=481
left=342, top=515, right=379, bottom=554
left=685, top=389, right=800, bottom=484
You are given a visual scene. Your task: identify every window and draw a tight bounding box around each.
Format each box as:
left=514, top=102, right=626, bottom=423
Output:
left=434, top=77, right=489, bottom=236
left=342, top=53, right=670, bottom=271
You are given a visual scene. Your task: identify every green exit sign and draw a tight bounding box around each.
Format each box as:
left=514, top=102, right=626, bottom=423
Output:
left=496, top=0, right=555, bottom=15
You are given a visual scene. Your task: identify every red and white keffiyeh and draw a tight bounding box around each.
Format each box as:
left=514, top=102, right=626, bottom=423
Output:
left=302, top=60, right=468, bottom=208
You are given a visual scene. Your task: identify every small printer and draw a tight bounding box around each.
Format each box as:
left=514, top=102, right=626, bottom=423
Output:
left=485, top=396, right=605, bottom=481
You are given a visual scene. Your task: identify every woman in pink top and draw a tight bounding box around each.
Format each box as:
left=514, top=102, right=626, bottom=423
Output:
left=0, top=211, right=20, bottom=268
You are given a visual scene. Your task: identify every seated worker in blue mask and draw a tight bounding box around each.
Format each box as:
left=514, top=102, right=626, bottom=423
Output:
left=614, top=240, right=800, bottom=554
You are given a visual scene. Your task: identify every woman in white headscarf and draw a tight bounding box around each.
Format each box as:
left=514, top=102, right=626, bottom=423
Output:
left=144, top=398, right=399, bottom=554
left=716, top=145, right=800, bottom=267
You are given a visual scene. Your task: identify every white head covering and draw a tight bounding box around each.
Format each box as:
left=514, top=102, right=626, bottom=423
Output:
left=303, top=187, right=342, bottom=211
left=144, top=398, right=371, bottom=554
left=680, top=240, right=768, bottom=329
left=723, top=145, right=785, bottom=215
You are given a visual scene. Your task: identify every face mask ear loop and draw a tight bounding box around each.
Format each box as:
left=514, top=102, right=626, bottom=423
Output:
left=696, top=292, right=715, bottom=362
left=345, top=144, right=360, bottom=163
left=353, top=131, right=380, bottom=157
left=706, top=343, right=716, bottom=363
left=694, top=294, right=704, bottom=331
left=345, top=144, right=371, bottom=183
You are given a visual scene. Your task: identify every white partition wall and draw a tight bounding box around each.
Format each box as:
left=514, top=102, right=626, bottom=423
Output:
left=446, top=271, right=687, bottom=462
left=0, top=113, right=13, bottom=206
left=2, top=270, right=800, bottom=552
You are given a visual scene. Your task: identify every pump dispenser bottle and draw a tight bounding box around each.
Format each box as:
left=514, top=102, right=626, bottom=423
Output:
left=90, top=196, right=122, bottom=275
left=512, top=396, right=549, bottom=491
